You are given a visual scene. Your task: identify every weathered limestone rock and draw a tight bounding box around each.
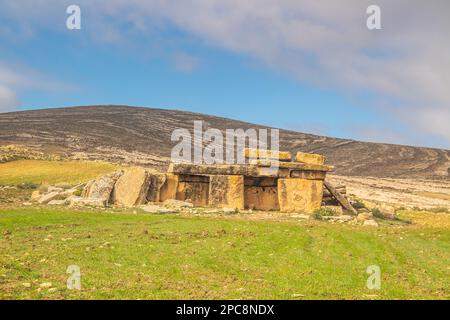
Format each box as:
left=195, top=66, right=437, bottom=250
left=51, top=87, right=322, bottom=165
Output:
left=363, top=219, right=379, bottom=227
left=47, top=186, right=64, bottom=193
left=277, top=178, right=323, bottom=213
left=169, top=163, right=259, bottom=176
left=209, top=175, right=245, bottom=210
left=295, top=152, right=325, bottom=165
left=69, top=196, right=106, bottom=207
left=159, top=174, right=179, bottom=202
left=81, top=180, right=94, bottom=197
left=38, top=192, right=61, bottom=204
left=251, top=159, right=332, bottom=172
left=357, top=212, right=373, bottom=222
left=243, top=148, right=292, bottom=161
left=113, top=167, right=151, bottom=207
left=31, top=190, right=41, bottom=202
left=83, top=171, right=122, bottom=204
left=146, top=173, right=167, bottom=202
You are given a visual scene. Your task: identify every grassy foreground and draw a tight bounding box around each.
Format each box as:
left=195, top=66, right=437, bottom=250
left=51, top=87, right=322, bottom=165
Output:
left=1, top=207, right=448, bottom=300
left=0, top=160, right=120, bottom=186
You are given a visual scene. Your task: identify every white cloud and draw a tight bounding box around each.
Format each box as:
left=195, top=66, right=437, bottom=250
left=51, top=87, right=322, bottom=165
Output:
left=1, top=0, right=449, bottom=146
left=173, top=52, right=201, bottom=73
left=0, top=62, right=77, bottom=113
left=0, top=85, right=18, bottom=112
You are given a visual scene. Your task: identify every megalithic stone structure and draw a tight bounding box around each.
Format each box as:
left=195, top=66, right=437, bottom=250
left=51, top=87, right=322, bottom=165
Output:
left=164, top=148, right=333, bottom=213
left=84, top=149, right=334, bottom=213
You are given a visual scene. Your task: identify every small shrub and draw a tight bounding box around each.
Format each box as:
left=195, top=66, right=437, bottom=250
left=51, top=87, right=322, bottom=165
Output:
left=16, top=182, right=38, bottom=190
left=428, top=207, right=449, bottom=213
left=371, top=208, right=384, bottom=219
left=313, top=207, right=336, bottom=220
left=73, top=189, right=82, bottom=197
left=352, top=200, right=366, bottom=210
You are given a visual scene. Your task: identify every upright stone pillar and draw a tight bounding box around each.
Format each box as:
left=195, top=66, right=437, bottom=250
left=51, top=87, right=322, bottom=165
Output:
left=277, top=178, right=323, bottom=213
left=209, top=175, right=245, bottom=210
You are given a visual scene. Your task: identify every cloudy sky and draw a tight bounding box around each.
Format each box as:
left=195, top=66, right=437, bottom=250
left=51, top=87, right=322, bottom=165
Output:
left=0, top=0, right=449, bottom=149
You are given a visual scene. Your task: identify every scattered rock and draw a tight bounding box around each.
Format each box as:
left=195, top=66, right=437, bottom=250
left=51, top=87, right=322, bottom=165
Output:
left=141, top=204, right=178, bottom=214
left=69, top=197, right=106, bottom=207
left=47, top=186, right=64, bottom=193
left=38, top=191, right=61, bottom=204
left=223, top=207, right=238, bottom=214
left=30, top=190, right=41, bottom=201
left=21, top=282, right=31, bottom=288
left=363, top=219, right=379, bottom=227
left=39, top=282, right=52, bottom=288
left=47, top=288, right=58, bottom=293
left=291, top=214, right=310, bottom=220
left=327, top=215, right=353, bottom=222
left=48, top=200, right=66, bottom=206
left=357, top=212, right=373, bottom=222
left=163, top=199, right=194, bottom=208
left=22, top=202, right=33, bottom=206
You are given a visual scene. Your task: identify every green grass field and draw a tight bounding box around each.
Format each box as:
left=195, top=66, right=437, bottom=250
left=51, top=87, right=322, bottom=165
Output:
left=0, top=159, right=448, bottom=299
left=0, top=160, right=120, bottom=186
left=1, top=207, right=449, bottom=300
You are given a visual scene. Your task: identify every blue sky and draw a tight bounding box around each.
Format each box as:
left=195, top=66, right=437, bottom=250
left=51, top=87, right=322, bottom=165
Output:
left=0, top=1, right=449, bottom=149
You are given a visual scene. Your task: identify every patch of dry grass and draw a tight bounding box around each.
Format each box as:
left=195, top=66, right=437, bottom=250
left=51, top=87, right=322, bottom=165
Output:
left=0, top=160, right=120, bottom=186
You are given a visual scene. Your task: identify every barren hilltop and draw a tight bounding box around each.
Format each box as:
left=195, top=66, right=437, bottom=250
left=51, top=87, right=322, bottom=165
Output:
left=0, top=105, right=449, bottom=180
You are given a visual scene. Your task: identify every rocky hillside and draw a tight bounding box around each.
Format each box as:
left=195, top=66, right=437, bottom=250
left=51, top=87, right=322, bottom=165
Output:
left=0, top=105, right=449, bottom=179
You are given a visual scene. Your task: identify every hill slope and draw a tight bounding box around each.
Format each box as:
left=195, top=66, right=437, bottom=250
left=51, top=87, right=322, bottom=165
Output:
left=0, top=105, right=449, bottom=179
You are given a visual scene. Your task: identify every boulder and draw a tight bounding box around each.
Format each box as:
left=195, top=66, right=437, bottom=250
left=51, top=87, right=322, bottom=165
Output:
left=83, top=171, right=122, bottom=204
left=30, top=190, right=41, bottom=202
left=357, top=212, right=373, bottom=222
left=363, top=219, right=379, bottom=227
left=38, top=192, right=61, bottom=204
left=112, top=167, right=151, bottom=207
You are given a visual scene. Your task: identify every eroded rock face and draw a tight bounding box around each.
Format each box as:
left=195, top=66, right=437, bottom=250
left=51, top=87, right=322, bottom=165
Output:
left=146, top=173, right=167, bottom=202
left=112, top=167, right=152, bottom=207
left=83, top=171, right=122, bottom=204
